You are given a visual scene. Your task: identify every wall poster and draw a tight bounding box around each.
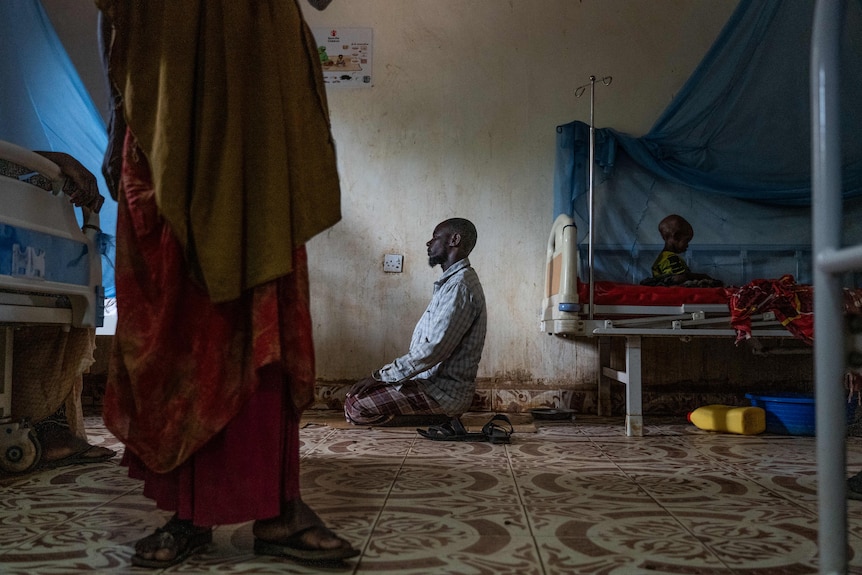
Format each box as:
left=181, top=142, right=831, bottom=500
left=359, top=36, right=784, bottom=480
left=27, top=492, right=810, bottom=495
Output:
left=311, top=27, right=373, bottom=88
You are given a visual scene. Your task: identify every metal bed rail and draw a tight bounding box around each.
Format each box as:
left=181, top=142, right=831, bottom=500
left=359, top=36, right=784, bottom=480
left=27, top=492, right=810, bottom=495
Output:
left=811, top=1, right=852, bottom=572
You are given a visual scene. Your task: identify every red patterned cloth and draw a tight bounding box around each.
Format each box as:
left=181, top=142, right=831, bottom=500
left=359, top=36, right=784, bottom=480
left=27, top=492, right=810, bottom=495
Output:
left=103, top=134, right=316, bottom=478
left=727, top=275, right=815, bottom=344
left=726, top=276, right=862, bottom=345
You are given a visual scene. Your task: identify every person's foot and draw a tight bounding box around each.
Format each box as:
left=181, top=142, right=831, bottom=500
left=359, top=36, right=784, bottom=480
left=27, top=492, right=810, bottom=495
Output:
left=37, top=423, right=115, bottom=467
left=253, top=499, right=359, bottom=562
left=132, top=514, right=213, bottom=568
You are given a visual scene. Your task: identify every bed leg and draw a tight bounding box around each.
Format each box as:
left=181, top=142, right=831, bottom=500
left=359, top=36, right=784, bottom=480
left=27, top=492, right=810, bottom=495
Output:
left=0, top=327, right=12, bottom=419
left=625, top=336, right=643, bottom=437
left=597, top=337, right=612, bottom=416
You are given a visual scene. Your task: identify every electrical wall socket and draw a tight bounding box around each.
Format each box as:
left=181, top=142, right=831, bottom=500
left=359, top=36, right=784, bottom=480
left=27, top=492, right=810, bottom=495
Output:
left=383, top=254, right=403, bottom=273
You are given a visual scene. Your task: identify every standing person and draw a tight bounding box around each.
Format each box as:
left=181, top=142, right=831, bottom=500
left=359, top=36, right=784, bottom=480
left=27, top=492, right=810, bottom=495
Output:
left=344, top=218, right=489, bottom=430
left=97, top=0, right=358, bottom=567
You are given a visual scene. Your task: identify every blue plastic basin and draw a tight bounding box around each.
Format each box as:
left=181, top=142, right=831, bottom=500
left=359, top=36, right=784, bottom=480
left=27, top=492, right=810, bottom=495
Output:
left=745, top=392, right=856, bottom=436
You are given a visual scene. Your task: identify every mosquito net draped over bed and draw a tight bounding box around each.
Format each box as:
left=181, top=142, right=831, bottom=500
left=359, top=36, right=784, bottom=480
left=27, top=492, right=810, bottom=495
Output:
left=553, top=0, right=862, bottom=286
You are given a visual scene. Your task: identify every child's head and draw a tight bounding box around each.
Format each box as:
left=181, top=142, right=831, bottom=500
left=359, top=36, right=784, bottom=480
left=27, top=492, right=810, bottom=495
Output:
left=658, top=214, right=694, bottom=254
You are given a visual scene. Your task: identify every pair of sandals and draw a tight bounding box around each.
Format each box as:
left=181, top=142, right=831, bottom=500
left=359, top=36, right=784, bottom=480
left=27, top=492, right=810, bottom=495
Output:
left=417, top=414, right=513, bottom=444
left=132, top=507, right=359, bottom=569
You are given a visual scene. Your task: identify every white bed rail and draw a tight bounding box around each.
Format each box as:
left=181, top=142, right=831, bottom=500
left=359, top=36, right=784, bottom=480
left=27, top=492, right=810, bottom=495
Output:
left=0, top=140, right=102, bottom=329
left=0, top=141, right=103, bottom=425
left=540, top=213, right=583, bottom=335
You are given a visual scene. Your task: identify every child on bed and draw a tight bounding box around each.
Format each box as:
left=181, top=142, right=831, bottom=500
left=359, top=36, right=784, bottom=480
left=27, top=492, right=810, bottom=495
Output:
left=642, top=214, right=723, bottom=287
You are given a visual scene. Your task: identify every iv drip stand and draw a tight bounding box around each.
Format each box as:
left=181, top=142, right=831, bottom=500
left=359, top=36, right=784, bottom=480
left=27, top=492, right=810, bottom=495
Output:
left=575, top=75, right=612, bottom=319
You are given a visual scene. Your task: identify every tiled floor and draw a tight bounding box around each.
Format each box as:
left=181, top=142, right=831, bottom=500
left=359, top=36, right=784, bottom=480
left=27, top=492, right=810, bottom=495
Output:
left=3, top=412, right=862, bottom=575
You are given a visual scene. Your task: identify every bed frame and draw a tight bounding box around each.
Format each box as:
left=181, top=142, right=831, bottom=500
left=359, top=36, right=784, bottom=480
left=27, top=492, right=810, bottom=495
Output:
left=0, top=140, right=103, bottom=423
left=540, top=213, right=801, bottom=436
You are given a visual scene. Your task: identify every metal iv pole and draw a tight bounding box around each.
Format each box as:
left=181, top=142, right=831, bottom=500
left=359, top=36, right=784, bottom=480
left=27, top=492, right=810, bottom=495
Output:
left=575, top=75, right=612, bottom=319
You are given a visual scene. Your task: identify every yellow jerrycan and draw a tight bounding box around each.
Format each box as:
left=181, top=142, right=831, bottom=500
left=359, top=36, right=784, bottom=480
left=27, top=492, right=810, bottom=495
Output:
left=687, top=404, right=766, bottom=435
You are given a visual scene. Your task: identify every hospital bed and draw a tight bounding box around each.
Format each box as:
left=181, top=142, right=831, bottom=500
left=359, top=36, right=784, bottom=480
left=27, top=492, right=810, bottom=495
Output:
left=541, top=2, right=856, bottom=569
left=539, top=213, right=817, bottom=436
left=0, top=140, right=103, bottom=473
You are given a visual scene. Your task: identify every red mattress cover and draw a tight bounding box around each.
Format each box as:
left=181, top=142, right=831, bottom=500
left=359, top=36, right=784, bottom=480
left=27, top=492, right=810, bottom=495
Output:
left=577, top=280, right=728, bottom=306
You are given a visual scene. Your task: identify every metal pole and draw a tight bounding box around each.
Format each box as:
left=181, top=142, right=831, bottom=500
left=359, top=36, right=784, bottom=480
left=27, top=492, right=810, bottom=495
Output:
left=588, top=76, right=596, bottom=319
left=811, top=1, right=847, bottom=573
left=574, top=75, right=611, bottom=318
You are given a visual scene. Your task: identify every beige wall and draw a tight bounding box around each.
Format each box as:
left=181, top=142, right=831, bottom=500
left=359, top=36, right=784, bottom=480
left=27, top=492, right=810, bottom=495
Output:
left=299, top=0, right=739, bottom=386
left=47, top=0, right=768, bottom=393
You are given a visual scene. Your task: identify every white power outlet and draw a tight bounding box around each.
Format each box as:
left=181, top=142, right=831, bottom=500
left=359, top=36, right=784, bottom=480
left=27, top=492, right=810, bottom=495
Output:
left=383, top=254, right=403, bottom=273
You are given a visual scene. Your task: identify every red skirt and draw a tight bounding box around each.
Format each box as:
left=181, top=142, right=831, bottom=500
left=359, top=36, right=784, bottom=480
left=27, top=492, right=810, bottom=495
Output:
left=123, top=373, right=301, bottom=526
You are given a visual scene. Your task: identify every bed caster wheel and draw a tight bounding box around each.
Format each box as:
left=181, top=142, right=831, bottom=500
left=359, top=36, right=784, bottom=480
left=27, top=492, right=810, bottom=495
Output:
left=0, top=419, right=42, bottom=474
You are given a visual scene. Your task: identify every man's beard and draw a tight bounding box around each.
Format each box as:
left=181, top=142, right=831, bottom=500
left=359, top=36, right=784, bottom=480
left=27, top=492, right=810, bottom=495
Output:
left=428, top=253, right=445, bottom=268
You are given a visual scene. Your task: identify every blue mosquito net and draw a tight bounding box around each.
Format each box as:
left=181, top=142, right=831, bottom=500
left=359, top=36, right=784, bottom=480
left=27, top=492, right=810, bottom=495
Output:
left=0, top=0, right=116, bottom=297
left=553, top=0, right=862, bottom=286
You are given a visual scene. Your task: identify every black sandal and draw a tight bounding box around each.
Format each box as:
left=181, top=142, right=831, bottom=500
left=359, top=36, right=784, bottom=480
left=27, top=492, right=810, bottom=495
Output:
left=131, top=515, right=213, bottom=568
left=482, top=414, right=513, bottom=444
left=417, top=417, right=487, bottom=442
left=254, top=526, right=360, bottom=562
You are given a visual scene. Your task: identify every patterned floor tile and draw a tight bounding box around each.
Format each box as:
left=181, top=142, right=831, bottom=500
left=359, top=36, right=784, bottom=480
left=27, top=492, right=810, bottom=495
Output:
left=667, top=509, right=821, bottom=573
left=625, top=468, right=792, bottom=507
left=303, top=433, right=416, bottom=459
left=1, top=492, right=169, bottom=570
left=724, top=470, right=819, bottom=513
left=536, top=531, right=729, bottom=574
left=507, top=437, right=610, bottom=468
left=388, top=462, right=517, bottom=498
left=300, top=459, right=403, bottom=501
left=359, top=507, right=541, bottom=575
left=516, top=467, right=657, bottom=510
left=8, top=414, right=862, bottom=574
left=692, top=436, right=819, bottom=470
left=594, top=437, right=732, bottom=469
left=409, top=438, right=515, bottom=463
